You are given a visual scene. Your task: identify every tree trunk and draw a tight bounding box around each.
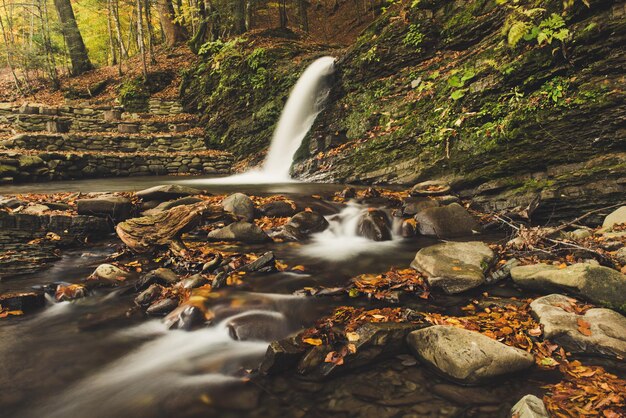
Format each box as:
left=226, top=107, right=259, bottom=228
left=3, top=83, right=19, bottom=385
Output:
left=111, top=0, right=128, bottom=58
left=233, top=0, right=246, bottom=34
left=278, top=0, right=287, bottom=30
left=144, top=0, right=157, bottom=64
left=52, top=0, right=93, bottom=76
left=106, top=0, right=117, bottom=65
left=157, top=0, right=186, bottom=47
left=298, top=0, right=308, bottom=32
left=136, top=0, right=148, bottom=77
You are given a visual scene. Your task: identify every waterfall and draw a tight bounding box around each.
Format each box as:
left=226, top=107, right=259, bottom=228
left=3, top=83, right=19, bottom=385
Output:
left=261, top=56, right=336, bottom=179
left=184, top=56, right=335, bottom=185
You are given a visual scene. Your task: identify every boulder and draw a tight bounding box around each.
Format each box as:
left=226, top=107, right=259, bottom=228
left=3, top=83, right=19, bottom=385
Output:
left=222, top=193, right=255, bottom=221
left=259, top=200, right=295, bottom=217
left=414, top=203, right=481, bottom=238
left=510, top=263, right=626, bottom=308
left=276, top=211, right=329, bottom=241
left=0, top=291, right=45, bottom=312
left=207, top=221, right=271, bottom=243
left=510, top=395, right=550, bottom=418
left=402, top=197, right=439, bottom=216
left=0, top=197, right=22, bottom=209
left=77, top=195, right=132, bottom=220
left=141, top=196, right=203, bottom=216
left=410, top=180, right=451, bottom=196
left=164, top=304, right=206, bottom=330
left=530, top=294, right=626, bottom=358
left=259, top=337, right=306, bottom=375
left=603, top=206, right=626, bottom=229
left=357, top=209, right=392, bottom=241
left=407, top=326, right=534, bottom=385
left=136, top=267, right=179, bottom=290
left=239, top=251, right=276, bottom=273
left=136, top=184, right=202, bottom=201
left=146, top=298, right=179, bottom=316
left=21, top=204, right=50, bottom=215
left=181, top=274, right=208, bottom=289
left=411, top=241, right=495, bottom=294
left=87, top=263, right=132, bottom=286
left=227, top=311, right=288, bottom=341
left=135, top=284, right=162, bottom=306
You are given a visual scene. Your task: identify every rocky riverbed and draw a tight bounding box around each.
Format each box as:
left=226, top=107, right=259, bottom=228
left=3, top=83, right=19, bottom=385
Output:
left=1, top=179, right=625, bottom=418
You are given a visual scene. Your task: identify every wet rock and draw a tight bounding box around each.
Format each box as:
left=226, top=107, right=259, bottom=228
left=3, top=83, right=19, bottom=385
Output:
left=357, top=209, right=392, bottom=241
left=339, top=187, right=357, bottom=199
left=402, top=197, right=439, bottom=216
left=411, top=241, right=495, bottom=294
left=414, top=203, right=480, bottom=238
left=435, top=195, right=460, bottom=205
left=211, top=271, right=228, bottom=289
left=227, top=311, right=288, bottom=341
left=410, top=180, right=451, bottom=196
left=163, top=304, right=206, bottom=330
left=0, top=197, right=22, bottom=209
left=530, top=294, right=626, bottom=358
left=77, top=195, right=132, bottom=220
left=239, top=251, right=276, bottom=273
left=141, top=196, right=203, bottom=216
left=259, top=200, right=295, bottom=217
left=602, top=206, right=626, bottom=229
left=407, top=326, right=534, bottom=385
left=0, top=291, right=45, bottom=312
left=276, top=211, right=329, bottom=241
left=136, top=184, right=202, bottom=202
left=135, top=268, right=179, bottom=290
left=616, top=247, right=626, bottom=265
left=510, top=394, right=550, bottom=418
left=511, top=263, right=626, bottom=308
left=181, top=274, right=208, bottom=289
left=299, top=322, right=425, bottom=380
left=431, top=384, right=501, bottom=405
left=146, top=298, right=179, bottom=316
left=86, top=263, right=132, bottom=287
left=401, top=219, right=416, bottom=238
left=222, top=193, right=255, bottom=221
left=43, top=202, right=71, bottom=211
left=21, top=204, right=50, bottom=215
left=135, top=284, right=162, bottom=306
left=485, top=258, right=520, bottom=284
left=566, top=228, right=592, bottom=241
left=207, top=221, right=271, bottom=243
left=201, top=253, right=222, bottom=272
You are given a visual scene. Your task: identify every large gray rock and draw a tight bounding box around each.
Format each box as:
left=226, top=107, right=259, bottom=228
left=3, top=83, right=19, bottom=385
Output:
left=222, top=193, right=255, bottom=221
left=207, top=221, right=271, bottom=243
left=77, top=195, right=132, bottom=220
left=603, top=206, right=626, bottom=229
left=87, top=263, right=132, bottom=286
left=410, top=180, right=451, bottom=196
left=259, top=200, right=295, bottom=217
left=357, top=209, right=392, bottom=241
left=510, top=395, right=549, bottom=418
left=414, top=203, right=480, bottom=238
left=407, top=325, right=534, bottom=385
left=530, top=294, right=626, bottom=358
left=21, top=204, right=50, bottom=215
left=276, top=211, right=329, bottom=241
left=227, top=311, right=288, bottom=341
left=136, top=184, right=202, bottom=201
left=402, top=197, right=439, bottom=216
left=511, top=263, right=626, bottom=309
left=141, top=196, right=203, bottom=216
left=411, top=241, right=495, bottom=294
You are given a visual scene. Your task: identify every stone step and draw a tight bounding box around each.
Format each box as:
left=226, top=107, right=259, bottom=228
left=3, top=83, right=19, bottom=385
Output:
left=0, top=112, right=199, bottom=134
left=0, top=149, right=233, bottom=184
left=1, top=132, right=209, bottom=154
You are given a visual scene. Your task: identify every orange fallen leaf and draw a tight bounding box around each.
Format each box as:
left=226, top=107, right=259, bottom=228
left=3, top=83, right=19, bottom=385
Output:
left=302, top=338, right=323, bottom=346
left=577, top=318, right=592, bottom=336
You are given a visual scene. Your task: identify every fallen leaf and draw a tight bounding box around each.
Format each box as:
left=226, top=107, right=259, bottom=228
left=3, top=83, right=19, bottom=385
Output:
left=302, top=338, right=323, bottom=346
left=577, top=318, right=592, bottom=336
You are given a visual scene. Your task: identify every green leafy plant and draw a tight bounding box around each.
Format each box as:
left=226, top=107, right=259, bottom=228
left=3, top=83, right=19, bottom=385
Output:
left=447, top=69, right=475, bottom=100
left=363, top=46, right=379, bottom=63
left=403, top=24, right=424, bottom=51
left=524, top=13, right=570, bottom=45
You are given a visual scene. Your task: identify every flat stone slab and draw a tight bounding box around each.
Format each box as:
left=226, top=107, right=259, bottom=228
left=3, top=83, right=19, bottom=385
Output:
left=530, top=294, right=626, bottom=358
left=410, top=241, right=495, bottom=294
left=407, top=325, right=534, bottom=385
left=511, top=263, right=626, bottom=309
left=603, top=206, right=626, bottom=229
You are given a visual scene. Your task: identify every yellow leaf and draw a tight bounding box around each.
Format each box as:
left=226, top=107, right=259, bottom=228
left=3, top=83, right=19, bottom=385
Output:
left=303, top=338, right=323, bottom=346
left=346, top=332, right=360, bottom=342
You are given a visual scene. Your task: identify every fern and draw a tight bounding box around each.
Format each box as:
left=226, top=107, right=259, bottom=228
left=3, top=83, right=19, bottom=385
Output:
left=508, top=21, right=531, bottom=46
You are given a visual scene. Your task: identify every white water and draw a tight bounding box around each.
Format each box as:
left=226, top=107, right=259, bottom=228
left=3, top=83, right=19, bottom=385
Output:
left=301, top=203, right=402, bottom=261
left=183, top=56, right=335, bottom=185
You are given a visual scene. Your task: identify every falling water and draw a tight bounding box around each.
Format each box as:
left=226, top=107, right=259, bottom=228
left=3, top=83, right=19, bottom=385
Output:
left=183, top=56, right=336, bottom=185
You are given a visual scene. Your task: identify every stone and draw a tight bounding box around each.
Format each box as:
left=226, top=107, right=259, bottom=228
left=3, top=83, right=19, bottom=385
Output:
left=207, top=221, right=271, bottom=243
left=146, top=298, right=179, bottom=316
left=407, top=326, right=534, bottom=385
left=76, top=195, right=132, bottom=220
left=164, top=304, right=206, bottom=330
left=239, top=251, right=276, bottom=273
left=357, top=209, right=392, bottom=241
left=88, top=263, right=132, bottom=286
left=402, top=197, right=439, bottom=216
left=141, top=196, right=203, bottom=215
left=566, top=228, right=592, bottom=240
left=0, top=291, right=45, bottom=312
left=181, top=274, right=208, bottom=289
left=118, top=123, right=140, bottom=134
left=136, top=184, right=203, bottom=201
left=135, top=268, right=179, bottom=291
left=410, top=180, right=451, bottom=196
left=510, top=395, right=549, bottom=418
left=603, top=206, right=626, bottom=229
left=414, top=203, right=481, bottom=238
left=0, top=198, right=23, bottom=209
left=259, top=200, right=295, bottom=217
left=616, top=247, right=626, bottom=265
left=21, top=204, right=50, bottom=215
left=411, top=241, right=495, bottom=294
left=103, top=109, right=122, bottom=121
left=227, top=311, right=288, bottom=341
left=259, top=337, right=306, bottom=375
left=276, top=211, right=329, bottom=241
left=18, top=155, right=45, bottom=168
left=401, top=218, right=416, bottom=237
left=222, top=193, right=255, bottom=221
left=135, top=284, right=162, bottom=306
left=530, top=294, right=626, bottom=358
left=511, top=263, right=626, bottom=308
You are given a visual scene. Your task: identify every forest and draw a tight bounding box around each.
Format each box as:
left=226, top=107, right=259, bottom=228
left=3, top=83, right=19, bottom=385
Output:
left=0, top=0, right=624, bottom=417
